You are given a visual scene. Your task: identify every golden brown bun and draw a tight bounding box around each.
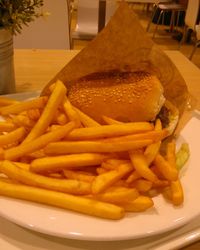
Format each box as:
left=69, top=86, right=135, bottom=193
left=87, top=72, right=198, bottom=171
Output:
left=68, top=71, right=165, bottom=123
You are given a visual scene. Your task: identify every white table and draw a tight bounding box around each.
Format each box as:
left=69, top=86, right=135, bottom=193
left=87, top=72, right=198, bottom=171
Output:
left=0, top=49, right=200, bottom=250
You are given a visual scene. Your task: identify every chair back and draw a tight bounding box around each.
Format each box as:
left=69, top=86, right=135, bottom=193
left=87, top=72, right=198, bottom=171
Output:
left=14, top=0, right=70, bottom=49
left=196, top=24, right=200, bottom=40
left=185, top=0, right=200, bottom=30
left=105, top=0, right=118, bottom=25
left=76, top=0, right=99, bottom=35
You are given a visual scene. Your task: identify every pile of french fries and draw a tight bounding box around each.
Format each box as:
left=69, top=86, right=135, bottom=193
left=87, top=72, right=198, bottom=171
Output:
left=0, top=80, right=184, bottom=220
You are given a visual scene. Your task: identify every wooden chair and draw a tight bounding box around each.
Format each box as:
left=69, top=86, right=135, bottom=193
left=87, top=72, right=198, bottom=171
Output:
left=70, top=0, right=99, bottom=48
left=189, top=24, right=200, bottom=60
left=14, top=0, right=71, bottom=49
left=70, top=0, right=118, bottom=49
left=146, top=0, right=186, bottom=37
left=179, top=0, right=200, bottom=48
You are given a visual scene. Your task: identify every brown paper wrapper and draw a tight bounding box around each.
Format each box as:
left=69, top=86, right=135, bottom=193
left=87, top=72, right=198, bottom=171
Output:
left=44, top=2, right=189, bottom=134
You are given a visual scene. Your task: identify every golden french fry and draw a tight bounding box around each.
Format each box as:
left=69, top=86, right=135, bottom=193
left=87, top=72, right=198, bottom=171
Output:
left=30, top=153, right=109, bottom=173
left=130, top=179, right=153, bottom=192
left=27, top=109, right=41, bottom=121
left=63, top=169, right=95, bottom=183
left=74, top=106, right=101, bottom=127
left=12, top=114, right=36, bottom=128
left=0, top=121, right=16, bottom=132
left=94, top=186, right=139, bottom=204
left=102, top=116, right=123, bottom=125
left=0, top=96, right=47, bottom=115
left=0, top=180, right=125, bottom=220
left=152, top=179, right=169, bottom=188
left=122, top=195, right=154, bottom=212
left=0, top=127, right=26, bottom=147
left=4, top=121, right=75, bottom=160
left=171, top=180, right=184, bottom=206
left=144, top=141, right=161, bottom=166
left=0, top=96, right=19, bottom=106
left=126, top=170, right=141, bottom=184
left=96, top=167, right=108, bottom=175
left=144, top=119, right=162, bottom=165
left=63, top=97, right=81, bottom=127
left=129, top=152, right=158, bottom=182
left=23, top=80, right=67, bottom=143
left=55, top=112, right=68, bottom=125
left=65, top=122, right=154, bottom=140
left=154, top=154, right=178, bottom=181
left=101, top=129, right=168, bottom=143
left=44, top=139, right=153, bottom=155
left=166, top=140, right=176, bottom=168
left=1, top=160, right=91, bottom=195
left=92, top=163, right=133, bottom=194
left=105, top=159, right=130, bottom=166
left=12, top=162, right=30, bottom=171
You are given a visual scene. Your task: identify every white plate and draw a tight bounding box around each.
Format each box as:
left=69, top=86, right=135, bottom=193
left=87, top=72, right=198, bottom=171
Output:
left=0, top=94, right=200, bottom=241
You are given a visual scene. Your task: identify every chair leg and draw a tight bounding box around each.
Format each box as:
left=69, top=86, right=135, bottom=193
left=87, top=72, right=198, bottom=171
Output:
left=71, top=38, right=75, bottom=49
left=189, top=41, right=200, bottom=60
left=153, top=10, right=163, bottom=38
left=146, top=4, right=157, bottom=32
left=179, top=25, right=188, bottom=49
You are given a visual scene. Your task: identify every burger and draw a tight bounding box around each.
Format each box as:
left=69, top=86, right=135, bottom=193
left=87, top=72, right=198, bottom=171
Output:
left=68, top=71, right=179, bottom=135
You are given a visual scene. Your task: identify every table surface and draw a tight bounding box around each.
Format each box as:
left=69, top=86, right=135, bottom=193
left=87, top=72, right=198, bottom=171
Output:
left=1, top=49, right=200, bottom=250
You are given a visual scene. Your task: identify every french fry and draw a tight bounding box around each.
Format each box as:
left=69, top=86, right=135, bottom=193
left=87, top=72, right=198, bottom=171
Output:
left=23, top=80, right=67, bottom=143
left=63, top=97, right=81, bottom=127
left=0, top=96, right=19, bottom=106
left=101, top=129, right=168, bottom=143
left=65, top=122, right=154, bottom=140
left=4, top=121, right=75, bottom=160
left=27, top=109, right=41, bottom=121
left=0, top=121, right=16, bottom=132
left=30, top=153, right=109, bottom=173
left=102, top=115, right=123, bottom=125
left=130, top=179, right=153, bottom=192
left=105, top=159, right=130, bottom=166
left=122, top=196, right=154, bottom=212
left=154, top=154, right=178, bottom=181
left=0, top=127, right=26, bottom=147
left=166, top=140, right=176, bottom=168
left=0, top=160, right=91, bottom=195
left=0, top=96, right=47, bottom=115
left=126, top=170, right=141, bottom=183
left=93, top=186, right=139, bottom=204
left=55, top=112, right=68, bottom=125
left=96, top=167, right=108, bottom=175
left=74, top=106, right=101, bottom=127
left=170, top=180, right=184, bottom=206
left=144, top=119, right=162, bottom=165
left=13, top=162, right=30, bottom=171
left=44, top=139, right=153, bottom=155
left=129, top=151, right=158, bottom=182
left=12, top=114, right=36, bottom=128
left=92, top=163, right=133, bottom=194
left=0, top=180, right=125, bottom=220
left=63, top=169, right=95, bottom=183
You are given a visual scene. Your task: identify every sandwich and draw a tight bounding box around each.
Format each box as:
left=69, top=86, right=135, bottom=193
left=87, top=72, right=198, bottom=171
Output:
left=68, top=70, right=179, bottom=135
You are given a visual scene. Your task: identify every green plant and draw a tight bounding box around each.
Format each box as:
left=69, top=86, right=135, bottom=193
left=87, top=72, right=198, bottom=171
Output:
left=0, top=0, right=44, bottom=34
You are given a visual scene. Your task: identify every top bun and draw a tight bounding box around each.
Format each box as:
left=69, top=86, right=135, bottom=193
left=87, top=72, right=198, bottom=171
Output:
left=68, top=71, right=165, bottom=123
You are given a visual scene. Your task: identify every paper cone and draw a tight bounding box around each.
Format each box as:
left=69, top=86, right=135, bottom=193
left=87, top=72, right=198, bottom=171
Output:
left=45, top=1, right=189, bottom=129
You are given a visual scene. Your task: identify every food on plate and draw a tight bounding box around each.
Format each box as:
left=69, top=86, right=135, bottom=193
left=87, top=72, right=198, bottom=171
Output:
left=176, top=143, right=190, bottom=170
left=0, top=79, right=188, bottom=220
left=68, top=71, right=179, bottom=135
